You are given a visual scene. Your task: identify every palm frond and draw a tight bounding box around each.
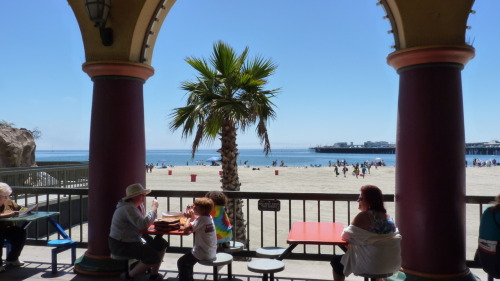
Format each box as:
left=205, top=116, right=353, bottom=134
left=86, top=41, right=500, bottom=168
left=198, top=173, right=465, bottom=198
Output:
left=185, top=57, right=214, bottom=79
left=211, top=41, right=238, bottom=77
left=191, top=122, right=205, bottom=158
left=169, top=40, right=280, bottom=159
left=256, top=118, right=271, bottom=155
left=243, top=55, right=277, bottom=80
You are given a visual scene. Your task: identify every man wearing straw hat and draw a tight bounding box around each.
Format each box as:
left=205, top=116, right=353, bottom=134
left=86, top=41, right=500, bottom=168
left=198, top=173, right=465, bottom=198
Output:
left=109, top=183, right=168, bottom=281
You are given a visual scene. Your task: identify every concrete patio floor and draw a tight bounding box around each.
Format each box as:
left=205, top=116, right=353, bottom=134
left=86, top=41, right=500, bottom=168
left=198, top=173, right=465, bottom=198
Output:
left=0, top=245, right=490, bottom=281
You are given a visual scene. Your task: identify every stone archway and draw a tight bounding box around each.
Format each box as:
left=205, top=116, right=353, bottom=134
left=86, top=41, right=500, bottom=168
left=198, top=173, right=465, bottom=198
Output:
left=66, top=1, right=478, bottom=279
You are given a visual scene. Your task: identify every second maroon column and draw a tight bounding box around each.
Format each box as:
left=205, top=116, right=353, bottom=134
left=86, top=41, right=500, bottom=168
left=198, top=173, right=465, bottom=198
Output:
left=388, top=46, right=475, bottom=280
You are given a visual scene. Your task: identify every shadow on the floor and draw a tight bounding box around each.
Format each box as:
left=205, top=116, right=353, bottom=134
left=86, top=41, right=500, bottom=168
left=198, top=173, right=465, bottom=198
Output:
left=1, top=261, right=334, bottom=281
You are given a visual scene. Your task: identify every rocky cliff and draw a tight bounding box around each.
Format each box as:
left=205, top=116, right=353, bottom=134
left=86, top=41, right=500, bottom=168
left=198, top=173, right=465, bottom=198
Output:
left=0, top=126, right=36, bottom=167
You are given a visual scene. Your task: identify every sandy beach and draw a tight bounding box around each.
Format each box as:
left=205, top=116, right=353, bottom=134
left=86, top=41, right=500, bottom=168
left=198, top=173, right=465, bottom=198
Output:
left=146, top=164, right=499, bottom=196
left=146, top=165, right=498, bottom=263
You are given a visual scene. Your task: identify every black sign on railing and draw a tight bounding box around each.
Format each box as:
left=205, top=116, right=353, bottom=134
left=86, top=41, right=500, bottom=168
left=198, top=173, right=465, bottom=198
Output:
left=258, top=199, right=281, bottom=211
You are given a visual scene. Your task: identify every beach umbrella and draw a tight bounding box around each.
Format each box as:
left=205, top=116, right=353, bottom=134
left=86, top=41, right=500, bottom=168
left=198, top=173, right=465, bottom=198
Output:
left=206, top=156, right=221, bottom=162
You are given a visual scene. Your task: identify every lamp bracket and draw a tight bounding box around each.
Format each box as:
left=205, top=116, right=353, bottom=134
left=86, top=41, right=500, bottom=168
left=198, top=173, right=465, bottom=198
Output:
left=99, top=27, right=113, bottom=46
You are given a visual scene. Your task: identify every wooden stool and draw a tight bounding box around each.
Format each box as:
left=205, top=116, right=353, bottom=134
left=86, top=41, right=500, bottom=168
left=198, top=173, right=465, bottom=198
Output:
left=255, top=247, right=286, bottom=258
left=247, top=259, right=285, bottom=281
left=358, top=273, right=394, bottom=281
left=198, top=252, right=233, bottom=280
left=110, top=253, right=139, bottom=273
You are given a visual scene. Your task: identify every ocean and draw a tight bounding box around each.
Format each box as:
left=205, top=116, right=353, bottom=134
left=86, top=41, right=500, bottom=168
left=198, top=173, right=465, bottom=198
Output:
left=35, top=149, right=497, bottom=167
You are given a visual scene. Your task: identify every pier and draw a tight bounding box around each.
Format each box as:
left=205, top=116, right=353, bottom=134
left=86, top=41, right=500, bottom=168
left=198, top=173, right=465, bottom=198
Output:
left=313, top=146, right=396, bottom=154
left=313, top=142, right=500, bottom=155
left=465, top=147, right=500, bottom=155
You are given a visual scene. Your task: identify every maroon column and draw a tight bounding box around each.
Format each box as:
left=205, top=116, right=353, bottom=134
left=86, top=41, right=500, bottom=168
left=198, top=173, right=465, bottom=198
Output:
left=87, top=77, right=146, bottom=255
left=388, top=46, right=475, bottom=280
left=74, top=62, right=154, bottom=275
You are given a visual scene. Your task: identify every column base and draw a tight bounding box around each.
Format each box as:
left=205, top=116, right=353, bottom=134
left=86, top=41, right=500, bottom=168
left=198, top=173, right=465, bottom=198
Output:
left=400, top=268, right=479, bottom=281
left=73, top=252, right=127, bottom=276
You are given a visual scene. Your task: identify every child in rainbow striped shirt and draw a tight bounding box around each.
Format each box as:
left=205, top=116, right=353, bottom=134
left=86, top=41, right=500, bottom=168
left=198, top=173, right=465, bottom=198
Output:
left=205, top=191, right=233, bottom=251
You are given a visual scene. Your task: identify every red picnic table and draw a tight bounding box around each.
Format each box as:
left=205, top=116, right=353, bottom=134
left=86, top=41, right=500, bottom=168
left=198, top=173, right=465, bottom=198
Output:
left=277, top=221, right=347, bottom=260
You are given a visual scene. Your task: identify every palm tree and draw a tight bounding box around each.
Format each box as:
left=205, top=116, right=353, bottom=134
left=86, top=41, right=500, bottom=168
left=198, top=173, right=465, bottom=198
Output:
left=170, top=41, right=280, bottom=242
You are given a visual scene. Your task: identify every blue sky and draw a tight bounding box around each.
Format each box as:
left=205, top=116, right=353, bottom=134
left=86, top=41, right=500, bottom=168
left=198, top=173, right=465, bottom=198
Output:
left=1, top=1, right=499, bottom=151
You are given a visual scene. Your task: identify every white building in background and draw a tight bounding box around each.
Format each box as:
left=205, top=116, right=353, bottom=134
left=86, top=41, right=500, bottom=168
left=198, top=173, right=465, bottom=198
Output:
left=364, top=141, right=390, bottom=148
left=333, top=142, right=348, bottom=148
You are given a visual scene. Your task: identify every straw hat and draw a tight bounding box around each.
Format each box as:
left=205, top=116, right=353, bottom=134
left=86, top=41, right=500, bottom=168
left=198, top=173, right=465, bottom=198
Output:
left=122, top=183, right=151, bottom=200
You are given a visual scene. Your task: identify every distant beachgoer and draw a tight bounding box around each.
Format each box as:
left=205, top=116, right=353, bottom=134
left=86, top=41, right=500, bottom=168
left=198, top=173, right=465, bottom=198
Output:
left=353, top=164, right=359, bottom=179
left=146, top=164, right=149, bottom=173
left=342, top=166, right=348, bottom=177
left=334, top=165, right=339, bottom=177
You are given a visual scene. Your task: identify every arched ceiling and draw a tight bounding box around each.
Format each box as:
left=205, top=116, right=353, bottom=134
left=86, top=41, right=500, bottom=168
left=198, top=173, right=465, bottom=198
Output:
left=68, top=0, right=176, bottom=65
left=380, top=0, right=475, bottom=50
left=68, top=0, right=476, bottom=68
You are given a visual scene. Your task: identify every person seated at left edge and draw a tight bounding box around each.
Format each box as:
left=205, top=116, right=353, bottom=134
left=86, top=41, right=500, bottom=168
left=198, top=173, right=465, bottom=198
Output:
left=0, top=182, right=26, bottom=273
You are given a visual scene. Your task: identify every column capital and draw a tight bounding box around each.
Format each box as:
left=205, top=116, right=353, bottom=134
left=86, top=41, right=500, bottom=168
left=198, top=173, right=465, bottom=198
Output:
left=82, top=61, right=155, bottom=81
left=387, top=45, right=475, bottom=71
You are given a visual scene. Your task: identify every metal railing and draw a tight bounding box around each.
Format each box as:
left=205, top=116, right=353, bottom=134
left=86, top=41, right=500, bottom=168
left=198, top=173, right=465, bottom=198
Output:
left=9, top=186, right=494, bottom=265
left=0, top=164, right=88, bottom=188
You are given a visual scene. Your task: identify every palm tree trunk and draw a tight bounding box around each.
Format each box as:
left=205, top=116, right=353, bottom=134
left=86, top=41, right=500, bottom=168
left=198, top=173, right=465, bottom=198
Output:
left=219, top=120, right=247, bottom=243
